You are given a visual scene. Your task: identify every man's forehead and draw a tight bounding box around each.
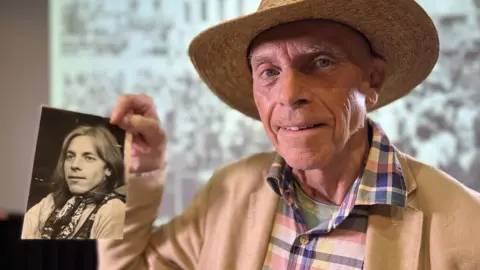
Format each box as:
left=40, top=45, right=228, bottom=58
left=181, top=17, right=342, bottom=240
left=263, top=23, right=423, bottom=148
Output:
left=69, top=136, right=95, bottom=147
left=248, top=19, right=374, bottom=59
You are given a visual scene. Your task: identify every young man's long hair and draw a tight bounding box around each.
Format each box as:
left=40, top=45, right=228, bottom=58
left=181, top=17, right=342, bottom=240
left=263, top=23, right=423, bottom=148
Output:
left=50, top=125, right=125, bottom=208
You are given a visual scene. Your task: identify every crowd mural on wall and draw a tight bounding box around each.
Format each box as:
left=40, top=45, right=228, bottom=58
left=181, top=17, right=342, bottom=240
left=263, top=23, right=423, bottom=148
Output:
left=54, top=0, right=480, bottom=223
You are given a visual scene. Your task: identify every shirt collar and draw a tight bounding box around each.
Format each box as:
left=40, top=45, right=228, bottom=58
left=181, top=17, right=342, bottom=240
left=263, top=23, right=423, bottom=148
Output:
left=266, top=118, right=407, bottom=208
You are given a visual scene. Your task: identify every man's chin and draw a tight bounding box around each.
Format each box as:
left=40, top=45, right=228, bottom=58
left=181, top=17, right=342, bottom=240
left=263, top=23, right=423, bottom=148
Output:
left=287, top=160, right=327, bottom=171
left=281, top=149, right=331, bottom=171
left=68, top=187, right=86, bottom=196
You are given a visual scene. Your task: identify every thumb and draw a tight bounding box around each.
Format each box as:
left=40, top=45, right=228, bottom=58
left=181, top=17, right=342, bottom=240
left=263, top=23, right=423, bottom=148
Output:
left=125, top=114, right=166, bottom=147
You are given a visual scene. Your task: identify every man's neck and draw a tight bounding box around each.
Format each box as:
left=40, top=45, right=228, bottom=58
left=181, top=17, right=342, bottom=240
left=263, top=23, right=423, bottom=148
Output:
left=292, top=124, right=370, bottom=205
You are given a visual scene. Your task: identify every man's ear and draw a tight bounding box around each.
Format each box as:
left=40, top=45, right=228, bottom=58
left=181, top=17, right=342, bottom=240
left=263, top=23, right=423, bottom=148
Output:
left=370, top=57, right=387, bottom=92
left=366, top=57, right=387, bottom=109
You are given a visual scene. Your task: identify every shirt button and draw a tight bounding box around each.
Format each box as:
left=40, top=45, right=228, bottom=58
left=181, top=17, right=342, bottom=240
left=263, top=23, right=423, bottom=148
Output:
left=299, top=235, right=309, bottom=245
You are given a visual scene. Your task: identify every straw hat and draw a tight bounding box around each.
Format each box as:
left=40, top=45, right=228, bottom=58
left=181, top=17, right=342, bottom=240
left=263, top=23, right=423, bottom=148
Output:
left=188, top=0, right=440, bottom=121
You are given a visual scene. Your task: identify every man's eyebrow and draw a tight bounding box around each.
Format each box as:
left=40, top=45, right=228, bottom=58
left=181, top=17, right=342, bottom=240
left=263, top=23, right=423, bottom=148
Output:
left=247, top=50, right=275, bottom=71
left=248, top=53, right=272, bottom=64
left=303, top=43, right=346, bottom=58
left=66, top=150, right=97, bottom=156
left=247, top=43, right=346, bottom=66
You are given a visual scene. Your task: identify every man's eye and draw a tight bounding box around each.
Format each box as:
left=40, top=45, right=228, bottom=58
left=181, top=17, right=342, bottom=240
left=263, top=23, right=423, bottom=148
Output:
left=314, top=58, right=331, bottom=68
left=262, top=69, right=279, bottom=77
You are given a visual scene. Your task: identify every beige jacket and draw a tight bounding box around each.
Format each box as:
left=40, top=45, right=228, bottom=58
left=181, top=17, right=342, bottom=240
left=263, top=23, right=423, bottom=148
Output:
left=97, top=150, right=480, bottom=270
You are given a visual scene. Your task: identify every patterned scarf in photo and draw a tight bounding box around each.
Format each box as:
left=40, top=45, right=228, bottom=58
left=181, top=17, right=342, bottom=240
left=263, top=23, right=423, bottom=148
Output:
left=40, top=196, right=88, bottom=239
left=40, top=192, right=124, bottom=239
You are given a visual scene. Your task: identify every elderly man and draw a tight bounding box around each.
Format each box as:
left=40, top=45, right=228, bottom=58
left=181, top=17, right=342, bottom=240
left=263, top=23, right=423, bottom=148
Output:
left=98, top=0, right=480, bottom=269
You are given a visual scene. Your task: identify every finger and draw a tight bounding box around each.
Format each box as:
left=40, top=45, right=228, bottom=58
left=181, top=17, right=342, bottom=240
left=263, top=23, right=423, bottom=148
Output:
left=124, top=114, right=166, bottom=147
left=110, top=94, right=155, bottom=124
left=131, top=134, right=150, bottom=154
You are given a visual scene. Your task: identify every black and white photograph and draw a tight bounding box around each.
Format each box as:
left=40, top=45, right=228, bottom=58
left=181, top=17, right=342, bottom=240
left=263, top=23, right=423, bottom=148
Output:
left=21, top=106, right=129, bottom=240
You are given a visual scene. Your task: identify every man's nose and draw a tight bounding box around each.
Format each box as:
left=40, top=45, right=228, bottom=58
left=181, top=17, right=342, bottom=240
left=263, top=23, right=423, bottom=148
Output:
left=278, top=70, right=310, bottom=108
left=70, top=158, right=82, bottom=170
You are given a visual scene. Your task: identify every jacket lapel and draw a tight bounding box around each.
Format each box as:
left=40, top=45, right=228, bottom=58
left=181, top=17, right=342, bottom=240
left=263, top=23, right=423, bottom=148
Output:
left=364, top=150, right=424, bottom=270
left=364, top=205, right=424, bottom=270
left=235, top=167, right=279, bottom=270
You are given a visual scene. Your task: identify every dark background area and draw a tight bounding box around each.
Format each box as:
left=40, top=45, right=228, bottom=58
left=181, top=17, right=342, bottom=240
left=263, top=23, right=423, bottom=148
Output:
left=26, top=106, right=126, bottom=211
left=0, top=214, right=97, bottom=270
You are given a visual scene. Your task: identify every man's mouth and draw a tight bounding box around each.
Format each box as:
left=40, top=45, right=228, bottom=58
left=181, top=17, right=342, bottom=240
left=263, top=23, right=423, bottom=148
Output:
left=281, top=123, right=326, bottom=131
left=68, top=176, right=86, bottom=180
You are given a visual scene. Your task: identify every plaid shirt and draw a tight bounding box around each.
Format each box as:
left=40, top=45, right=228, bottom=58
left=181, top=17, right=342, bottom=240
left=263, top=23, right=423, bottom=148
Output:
left=262, top=119, right=407, bottom=269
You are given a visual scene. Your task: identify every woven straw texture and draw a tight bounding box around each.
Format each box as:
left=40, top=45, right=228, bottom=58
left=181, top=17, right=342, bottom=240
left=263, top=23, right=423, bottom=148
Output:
left=188, top=0, right=440, bottom=120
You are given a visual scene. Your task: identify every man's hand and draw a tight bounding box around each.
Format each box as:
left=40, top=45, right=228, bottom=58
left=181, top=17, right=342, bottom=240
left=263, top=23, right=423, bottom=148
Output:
left=110, top=94, right=167, bottom=174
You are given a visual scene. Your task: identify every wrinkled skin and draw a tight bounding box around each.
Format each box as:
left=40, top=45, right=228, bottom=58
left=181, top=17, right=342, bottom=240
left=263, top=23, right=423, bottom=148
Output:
left=249, top=19, right=387, bottom=204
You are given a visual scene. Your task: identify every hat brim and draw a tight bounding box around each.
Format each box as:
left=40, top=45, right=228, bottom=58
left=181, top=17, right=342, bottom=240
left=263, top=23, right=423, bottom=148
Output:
left=188, top=0, right=439, bottom=121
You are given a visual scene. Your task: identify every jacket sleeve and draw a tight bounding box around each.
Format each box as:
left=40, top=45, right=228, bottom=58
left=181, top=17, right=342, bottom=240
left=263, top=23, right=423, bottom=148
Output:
left=96, top=168, right=213, bottom=270
left=91, top=199, right=127, bottom=240
left=21, top=201, right=42, bottom=239
left=21, top=194, right=54, bottom=239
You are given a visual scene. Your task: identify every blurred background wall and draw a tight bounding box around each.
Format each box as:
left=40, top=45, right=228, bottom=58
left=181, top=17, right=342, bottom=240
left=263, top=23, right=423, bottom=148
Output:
left=1, top=0, right=479, bottom=227
left=0, top=0, right=49, bottom=215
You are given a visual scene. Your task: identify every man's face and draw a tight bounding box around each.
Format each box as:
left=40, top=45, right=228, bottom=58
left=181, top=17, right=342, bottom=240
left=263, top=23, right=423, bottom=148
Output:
left=249, top=20, right=384, bottom=170
left=64, top=135, right=109, bottom=195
